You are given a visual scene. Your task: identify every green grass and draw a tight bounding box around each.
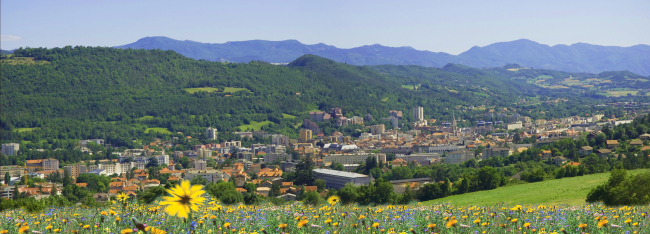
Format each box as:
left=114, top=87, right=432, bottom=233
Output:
left=14, top=127, right=39, bottom=132
left=144, top=127, right=172, bottom=134
left=381, top=97, right=389, bottom=102
left=536, top=75, right=553, bottom=79
left=423, top=169, right=650, bottom=206
left=223, top=87, right=249, bottom=93
left=184, top=87, right=250, bottom=94
left=282, top=113, right=296, bottom=119
left=136, top=116, right=154, bottom=121
left=401, top=84, right=421, bottom=90
left=237, top=121, right=272, bottom=131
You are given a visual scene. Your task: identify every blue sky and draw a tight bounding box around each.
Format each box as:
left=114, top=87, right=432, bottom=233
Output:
left=2, top=0, right=648, bottom=54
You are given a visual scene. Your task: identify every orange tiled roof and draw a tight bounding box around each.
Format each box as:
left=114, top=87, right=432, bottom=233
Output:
left=76, top=183, right=88, bottom=187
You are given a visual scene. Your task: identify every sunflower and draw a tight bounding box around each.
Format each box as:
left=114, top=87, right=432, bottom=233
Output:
left=116, top=193, right=129, bottom=202
left=327, top=195, right=340, bottom=206
left=145, top=227, right=166, bottom=234
left=446, top=217, right=457, bottom=228
left=597, top=219, right=608, bottom=228
left=159, top=180, right=206, bottom=219
left=0, top=230, right=7, bottom=234
left=18, top=226, right=29, bottom=234
left=297, top=219, right=309, bottom=228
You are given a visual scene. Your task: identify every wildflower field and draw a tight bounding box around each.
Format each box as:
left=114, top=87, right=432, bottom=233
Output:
left=1, top=181, right=649, bottom=234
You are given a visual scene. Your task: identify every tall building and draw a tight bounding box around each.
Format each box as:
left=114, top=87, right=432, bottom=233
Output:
left=63, top=165, right=87, bottom=178
left=390, top=117, right=399, bottom=129
left=271, top=134, right=289, bottom=146
left=299, top=129, right=312, bottom=143
left=413, top=107, right=424, bottom=121
left=370, top=124, right=385, bottom=135
left=451, top=111, right=458, bottom=135
left=194, top=160, right=207, bottom=170
left=1, top=143, right=19, bottom=156
left=26, top=158, right=59, bottom=172
left=206, top=127, right=218, bottom=140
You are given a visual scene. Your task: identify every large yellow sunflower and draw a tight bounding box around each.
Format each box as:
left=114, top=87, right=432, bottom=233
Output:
left=116, top=193, right=129, bottom=202
left=327, top=195, right=340, bottom=206
left=159, top=180, right=206, bottom=218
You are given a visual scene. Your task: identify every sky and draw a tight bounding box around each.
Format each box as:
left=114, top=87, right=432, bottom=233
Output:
left=2, top=0, right=649, bottom=54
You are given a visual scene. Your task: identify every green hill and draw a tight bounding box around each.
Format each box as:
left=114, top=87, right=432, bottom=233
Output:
left=422, top=169, right=650, bottom=206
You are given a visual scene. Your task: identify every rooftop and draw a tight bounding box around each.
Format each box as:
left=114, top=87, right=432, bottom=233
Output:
left=313, top=168, right=369, bottom=178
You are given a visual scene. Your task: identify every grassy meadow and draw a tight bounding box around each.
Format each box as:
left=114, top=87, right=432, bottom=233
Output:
left=423, top=169, right=650, bottom=207
left=237, top=120, right=272, bottom=131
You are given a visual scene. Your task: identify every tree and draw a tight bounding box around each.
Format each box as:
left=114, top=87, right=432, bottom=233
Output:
left=478, top=166, right=500, bottom=190
left=190, top=176, right=209, bottom=186
left=293, top=157, right=315, bottom=186
left=372, top=179, right=394, bottom=204
left=178, top=157, right=191, bottom=169
left=338, top=183, right=358, bottom=204
left=146, top=157, right=160, bottom=168
left=303, top=191, right=321, bottom=206
left=4, top=172, right=9, bottom=185
left=314, top=179, right=326, bottom=192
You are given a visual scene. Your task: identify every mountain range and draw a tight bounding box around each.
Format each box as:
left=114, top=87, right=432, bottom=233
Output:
left=115, top=37, right=650, bottom=75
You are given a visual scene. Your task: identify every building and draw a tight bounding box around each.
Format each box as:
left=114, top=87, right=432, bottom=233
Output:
left=389, top=117, right=399, bottom=129
left=313, top=168, right=371, bottom=189
left=389, top=110, right=403, bottom=119
left=299, top=129, right=312, bottom=143
left=222, top=141, right=241, bottom=148
left=118, top=155, right=169, bottom=165
left=1, top=143, right=20, bottom=156
left=183, top=169, right=230, bottom=183
left=26, top=158, right=59, bottom=172
left=87, top=169, right=107, bottom=176
left=271, top=134, right=289, bottom=146
left=330, top=107, right=343, bottom=119
left=0, top=165, right=26, bottom=181
left=263, top=153, right=290, bottom=163
left=80, top=139, right=104, bottom=147
left=63, top=165, right=88, bottom=178
left=413, top=106, right=424, bottom=121
left=370, top=124, right=385, bottom=135
left=446, top=150, right=474, bottom=164
left=606, top=140, right=619, bottom=149
left=206, top=127, right=218, bottom=140
left=194, top=160, right=207, bottom=170
left=482, top=147, right=512, bottom=159
left=322, top=153, right=386, bottom=165
left=579, top=146, right=593, bottom=156
left=397, top=153, right=440, bottom=164
left=309, top=111, right=331, bottom=122
left=507, top=122, right=523, bottom=130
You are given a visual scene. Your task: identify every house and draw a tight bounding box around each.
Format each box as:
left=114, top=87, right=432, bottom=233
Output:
left=281, top=182, right=293, bottom=188
left=641, top=146, right=650, bottom=152
left=76, top=183, right=88, bottom=188
left=391, top=158, right=407, bottom=167
left=640, top=134, right=650, bottom=140
left=235, top=188, right=247, bottom=193
left=541, top=150, right=552, bottom=160
left=630, top=140, right=644, bottom=147
left=93, top=193, right=110, bottom=202
left=277, top=193, right=296, bottom=201
left=595, top=149, right=612, bottom=158
left=259, top=180, right=273, bottom=188
left=257, top=168, right=283, bottom=181
left=553, top=156, right=567, bottom=166
left=256, top=187, right=270, bottom=197
left=578, top=146, right=593, bottom=156
left=606, top=140, right=619, bottom=149
left=304, top=186, right=318, bottom=192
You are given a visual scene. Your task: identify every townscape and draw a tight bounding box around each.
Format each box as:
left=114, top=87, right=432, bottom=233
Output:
left=2, top=1, right=650, bottom=233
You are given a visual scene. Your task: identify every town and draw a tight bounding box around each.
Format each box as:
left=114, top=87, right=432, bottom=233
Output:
left=2, top=105, right=649, bottom=204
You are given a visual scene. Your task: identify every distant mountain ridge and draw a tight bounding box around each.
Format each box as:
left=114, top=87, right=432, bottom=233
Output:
left=115, top=37, right=650, bottom=75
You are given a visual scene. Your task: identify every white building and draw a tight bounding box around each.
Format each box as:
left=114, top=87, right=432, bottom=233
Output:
left=183, top=169, right=230, bottom=183
left=263, top=153, right=290, bottom=163
left=1, top=143, right=20, bottom=156
left=413, top=106, right=424, bottom=121
left=445, top=150, right=474, bottom=164
left=370, top=124, right=385, bottom=135
left=271, top=134, right=289, bottom=146
left=206, top=127, right=218, bottom=140
left=313, top=169, right=371, bottom=189
left=507, top=121, right=523, bottom=130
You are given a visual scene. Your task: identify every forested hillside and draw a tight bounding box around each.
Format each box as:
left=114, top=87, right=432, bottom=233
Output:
left=0, top=46, right=626, bottom=155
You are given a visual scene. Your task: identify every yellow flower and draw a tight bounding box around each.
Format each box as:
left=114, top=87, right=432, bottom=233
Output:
left=148, top=227, right=166, bottom=234
left=372, top=223, right=380, bottom=228
left=578, top=223, right=587, bottom=229
left=116, top=193, right=129, bottom=202
left=327, top=195, right=340, bottom=206
left=159, top=180, right=206, bottom=219
left=278, top=223, right=287, bottom=229
left=481, top=222, right=489, bottom=226
left=223, top=223, right=231, bottom=228
left=358, top=215, right=365, bottom=219
left=523, top=223, right=531, bottom=228
left=446, top=219, right=458, bottom=228
left=632, top=222, right=639, bottom=226
left=427, top=223, right=436, bottom=228
left=83, top=225, right=91, bottom=229
left=53, top=229, right=61, bottom=233
left=597, top=219, right=608, bottom=228
left=0, top=230, right=8, bottom=234
left=297, top=219, right=309, bottom=228
left=18, top=226, right=29, bottom=234
left=325, top=219, right=332, bottom=224
left=121, top=229, right=133, bottom=234
left=625, top=219, right=632, bottom=224
left=333, top=222, right=339, bottom=226
left=511, top=218, right=518, bottom=223
left=473, top=219, right=481, bottom=224
left=46, top=225, right=53, bottom=230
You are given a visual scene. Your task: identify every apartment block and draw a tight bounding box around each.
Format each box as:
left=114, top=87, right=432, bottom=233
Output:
left=1, top=143, right=20, bottom=156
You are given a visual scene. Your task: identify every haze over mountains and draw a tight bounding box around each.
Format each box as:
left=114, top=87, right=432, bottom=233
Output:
left=115, top=37, right=650, bottom=76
